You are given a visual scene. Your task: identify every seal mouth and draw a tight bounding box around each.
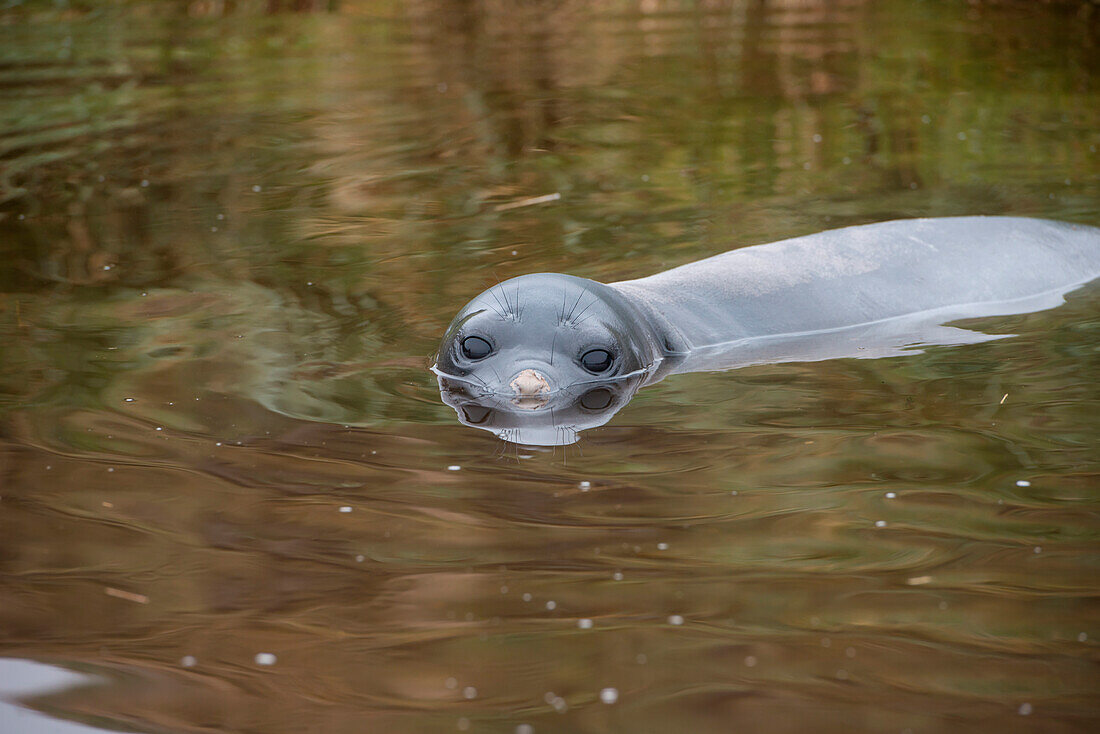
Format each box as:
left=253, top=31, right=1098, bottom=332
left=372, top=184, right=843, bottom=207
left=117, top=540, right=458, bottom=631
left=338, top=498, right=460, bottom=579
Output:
left=432, top=364, right=654, bottom=400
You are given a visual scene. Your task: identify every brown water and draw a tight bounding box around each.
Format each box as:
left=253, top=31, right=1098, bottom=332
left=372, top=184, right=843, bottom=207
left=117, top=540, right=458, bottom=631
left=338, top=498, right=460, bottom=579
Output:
left=1, top=1, right=1099, bottom=732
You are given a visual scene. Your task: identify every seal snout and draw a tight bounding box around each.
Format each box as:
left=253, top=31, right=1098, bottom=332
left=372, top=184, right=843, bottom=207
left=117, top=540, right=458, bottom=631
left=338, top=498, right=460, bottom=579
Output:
left=509, top=368, right=551, bottom=409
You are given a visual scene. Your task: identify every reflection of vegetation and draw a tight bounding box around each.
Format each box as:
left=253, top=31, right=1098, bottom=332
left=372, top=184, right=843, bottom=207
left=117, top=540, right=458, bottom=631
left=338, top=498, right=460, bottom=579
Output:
left=2, top=0, right=1097, bottom=427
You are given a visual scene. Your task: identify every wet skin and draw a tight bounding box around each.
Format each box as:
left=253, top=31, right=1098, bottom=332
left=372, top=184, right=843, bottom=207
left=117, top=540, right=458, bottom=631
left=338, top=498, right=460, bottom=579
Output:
left=434, top=217, right=1100, bottom=445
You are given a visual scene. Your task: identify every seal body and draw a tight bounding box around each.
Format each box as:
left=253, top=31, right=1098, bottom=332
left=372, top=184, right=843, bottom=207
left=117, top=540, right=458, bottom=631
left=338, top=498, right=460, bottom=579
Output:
left=435, top=216, right=1100, bottom=444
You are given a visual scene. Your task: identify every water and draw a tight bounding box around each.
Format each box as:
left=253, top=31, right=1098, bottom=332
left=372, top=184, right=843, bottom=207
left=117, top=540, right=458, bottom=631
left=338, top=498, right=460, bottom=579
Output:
left=1, top=1, right=1098, bottom=732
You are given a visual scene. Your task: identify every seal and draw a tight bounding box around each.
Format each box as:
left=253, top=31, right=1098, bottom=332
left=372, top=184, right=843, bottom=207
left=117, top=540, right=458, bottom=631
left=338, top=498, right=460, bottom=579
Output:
left=434, top=216, right=1100, bottom=445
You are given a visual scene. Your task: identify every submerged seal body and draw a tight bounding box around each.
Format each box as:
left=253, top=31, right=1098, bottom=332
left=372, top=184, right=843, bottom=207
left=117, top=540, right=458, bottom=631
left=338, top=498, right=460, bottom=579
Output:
left=434, top=216, right=1100, bottom=444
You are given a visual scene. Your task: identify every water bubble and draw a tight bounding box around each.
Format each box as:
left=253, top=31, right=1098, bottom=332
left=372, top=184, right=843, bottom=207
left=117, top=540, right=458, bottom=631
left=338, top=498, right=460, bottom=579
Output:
left=578, top=618, right=593, bottom=629
left=599, top=687, right=619, bottom=704
left=657, top=542, right=669, bottom=550
left=447, top=465, right=461, bottom=471
left=500, top=586, right=508, bottom=594
left=874, top=520, right=887, bottom=528
left=463, top=686, right=477, bottom=699
left=744, top=656, right=757, bottom=667
left=140, top=179, right=149, bottom=187
left=885, top=492, right=896, bottom=499
left=457, top=718, right=469, bottom=731
left=180, top=655, right=196, bottom=667
left=545, top=600, right=556, bottom=610
left=812, top=134, right=822, bottom=143
left=957, top=132, right=967, bottom=141
left=254, top=653, right=276, bottom=665
left=578, top=481, right=591, bottom=491
left=1033, top=546, right=1042, bottom=554
left=522, top=593, right=532, bottom=602
left=445, top=677, right=457, bottom=689
left=668, top=614, right=684, bottom=625
left=1077, top=632, right=1087, bottom=642
left=921, top=115, right=931, bottom=124
left=845, top=647, right=856, bottom=658
left=1018, top=703, right=1032, bottom=715
left=836, top=669, right=848, bottom=680
left=1016, top=480, right=1031, bottom=487
left=252, top=185, right=262, bottom=192
left=355, top=555, right=364, bottom=562
left=339, top=506, right=352, bottom=513
left=612, top=571, right=623, bottom=581
left=516, top=725, right=533, bottom=734
left=636, top=653, right=647, bottom=664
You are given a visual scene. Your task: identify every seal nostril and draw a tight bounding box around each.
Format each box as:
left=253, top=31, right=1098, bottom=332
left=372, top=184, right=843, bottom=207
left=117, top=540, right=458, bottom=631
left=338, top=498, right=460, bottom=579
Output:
left=509, top=368, right=551, bottom=409
left=510, top=368, right=550, bottom=397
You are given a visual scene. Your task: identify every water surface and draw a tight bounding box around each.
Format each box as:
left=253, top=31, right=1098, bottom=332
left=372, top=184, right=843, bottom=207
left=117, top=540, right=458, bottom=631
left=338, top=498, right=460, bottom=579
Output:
left=1, top=1, right=1098, bottom=732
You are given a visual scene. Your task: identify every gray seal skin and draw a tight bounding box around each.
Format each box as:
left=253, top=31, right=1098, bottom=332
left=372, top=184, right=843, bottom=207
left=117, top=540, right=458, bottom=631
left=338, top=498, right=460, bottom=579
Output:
left=434, top=216, right=1100, bottom=445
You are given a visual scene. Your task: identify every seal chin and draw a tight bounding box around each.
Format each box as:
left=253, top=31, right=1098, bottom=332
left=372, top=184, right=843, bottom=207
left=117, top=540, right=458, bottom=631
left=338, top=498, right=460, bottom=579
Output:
left=509, top=368, right=551, bottom=409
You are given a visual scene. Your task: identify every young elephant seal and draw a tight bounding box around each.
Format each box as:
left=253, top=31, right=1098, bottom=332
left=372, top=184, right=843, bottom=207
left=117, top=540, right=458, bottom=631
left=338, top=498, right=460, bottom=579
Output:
left=434, top=216, right=1100, bottom=445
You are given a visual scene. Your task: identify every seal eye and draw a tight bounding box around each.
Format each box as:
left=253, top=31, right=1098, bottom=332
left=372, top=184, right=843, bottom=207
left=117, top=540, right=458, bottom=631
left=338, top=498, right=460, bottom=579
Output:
left=461, top=336, right=492, bottom=360
left=579, top=388, right=614, bottom=411
left=462, top=405, right=492, bottom=424
left=580, top=349, right=613, bottom=373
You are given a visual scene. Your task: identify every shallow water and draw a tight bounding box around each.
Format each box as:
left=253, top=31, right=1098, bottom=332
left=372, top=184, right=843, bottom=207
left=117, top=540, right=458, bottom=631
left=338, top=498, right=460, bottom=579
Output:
left=1, top=1, right=1099, bottom=732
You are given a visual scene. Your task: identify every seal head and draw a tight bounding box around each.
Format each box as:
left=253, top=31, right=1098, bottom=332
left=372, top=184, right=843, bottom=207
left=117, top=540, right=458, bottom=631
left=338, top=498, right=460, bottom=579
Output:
left=433, top=273, right=668, bottom=445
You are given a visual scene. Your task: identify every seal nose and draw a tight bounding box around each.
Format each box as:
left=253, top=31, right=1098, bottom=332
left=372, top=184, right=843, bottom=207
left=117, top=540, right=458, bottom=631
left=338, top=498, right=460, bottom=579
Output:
left=509, top=368, right=551, bottom=409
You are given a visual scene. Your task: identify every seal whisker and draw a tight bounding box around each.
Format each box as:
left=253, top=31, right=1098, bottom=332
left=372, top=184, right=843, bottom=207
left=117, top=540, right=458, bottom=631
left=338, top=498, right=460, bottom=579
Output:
left=572, top=313, right=596, bottom=328
left=497, top=282, right=515, bottom=318
left=564, top=287, right=585, bottom=324
left=569, top=295, right=598, bottom=326
left=486, top=286, right=510, bottom=321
